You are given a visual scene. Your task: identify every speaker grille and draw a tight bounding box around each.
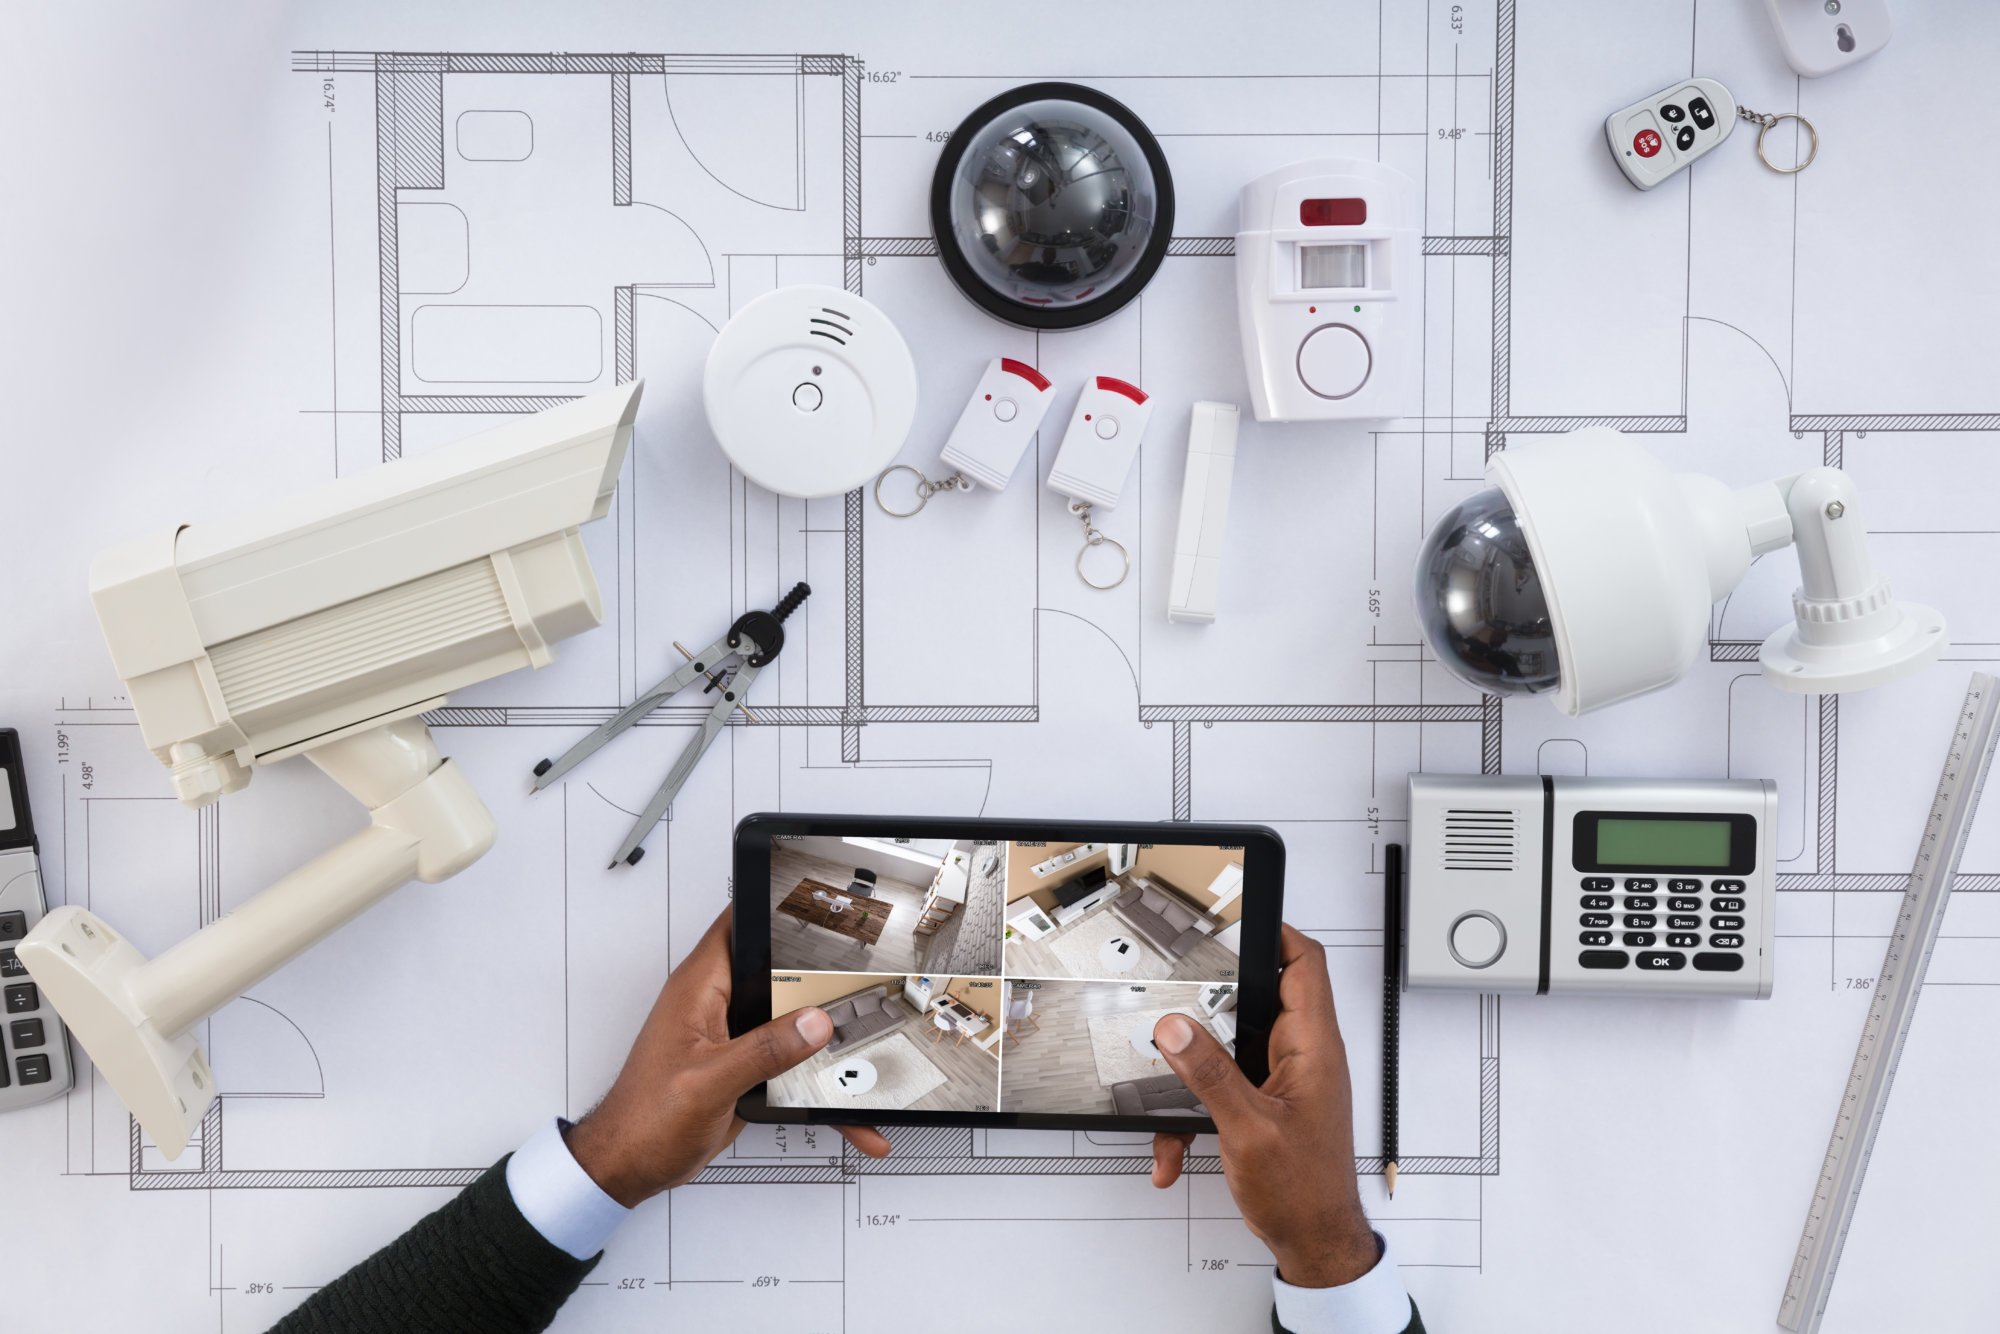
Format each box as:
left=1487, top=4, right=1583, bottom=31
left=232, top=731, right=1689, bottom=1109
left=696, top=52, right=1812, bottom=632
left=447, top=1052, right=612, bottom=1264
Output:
left=1442, top=808, right=1516, bottom=871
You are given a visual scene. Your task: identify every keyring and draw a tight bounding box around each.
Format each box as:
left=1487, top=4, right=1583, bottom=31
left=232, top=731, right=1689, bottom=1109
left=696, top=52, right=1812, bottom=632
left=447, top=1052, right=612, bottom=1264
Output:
left=1075, top=528, right=1130, bottom=590
left=1754, top=112, right=1817, bottom=175
left=874, top=465, right=930, bottom=518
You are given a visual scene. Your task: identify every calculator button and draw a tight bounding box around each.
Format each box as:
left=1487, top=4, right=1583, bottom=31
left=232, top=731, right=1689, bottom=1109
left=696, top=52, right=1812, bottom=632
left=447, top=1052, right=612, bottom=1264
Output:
left=1579, top=950, right=1630, bottom=969
left=3, top=983, right=37, bottom=1014
left=1581, top=913, right=1613, bottom=929
left=1688, top=96, right=1716, bottom=130
left=0, top=911, right=26, bottom=942
left=1637, top=950, right=1687, bottom=971
left=1712, top=879, right=1746, bottom=893
left=1667, top=879, right=1702, bottom=893
left=1632, top=127, right=1663, bottom=158
left=1624, top=896, right=1657, bottom=911
left=1581, top=895, right=1613, bottom=910
left=0, top=1052, right=8, bottom=1087
left=1667, top=897, right=1701, bottom=912
left=16, top=1054, right=51, bottom=1085
left=9, top=1018, right=45, bottom=1048
left=1624, top=878, right=1658, bottom=892
left=1711, top=915, right=1745, bottom=931
left=1709, top=933, right=1745, bottom=949
left=1579, top=931, right=1613, bottom=947
left=0, top=947, right=22, bottom=978
left=1668, top=915, right=1700, bottom=930
left=1673, top=125, right=1696, bottom=152
left=1694, top=952, right=1744, bottom=972
left=1713, top=897, right=1745, bottom=912
left=1623, top=914, right=1657, bottom=929
left=1623, top=932, right=1657, bottom=948
left=1659, top=103, right=1686, bottom=124
left=1666, top=933, right=1700, bottom=949
left=1581, top=877, right=1613, bottom=892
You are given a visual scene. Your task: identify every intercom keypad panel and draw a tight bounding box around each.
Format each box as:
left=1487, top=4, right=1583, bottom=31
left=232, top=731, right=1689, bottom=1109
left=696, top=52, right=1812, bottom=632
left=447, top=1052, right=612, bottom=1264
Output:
left=1407, top=774, right=1776, bottom=998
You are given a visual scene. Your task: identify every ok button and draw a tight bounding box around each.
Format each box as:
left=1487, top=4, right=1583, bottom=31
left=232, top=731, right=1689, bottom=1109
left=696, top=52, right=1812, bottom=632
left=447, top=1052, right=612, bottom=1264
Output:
left=1296, top=324, right=1372, bottom=399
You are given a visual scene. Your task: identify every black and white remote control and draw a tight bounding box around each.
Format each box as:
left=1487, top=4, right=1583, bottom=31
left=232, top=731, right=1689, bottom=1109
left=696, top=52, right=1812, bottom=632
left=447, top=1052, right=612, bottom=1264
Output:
left=1605, top=77, right=1737, bottom=190
left=0, top=728, right=75, bottom=1110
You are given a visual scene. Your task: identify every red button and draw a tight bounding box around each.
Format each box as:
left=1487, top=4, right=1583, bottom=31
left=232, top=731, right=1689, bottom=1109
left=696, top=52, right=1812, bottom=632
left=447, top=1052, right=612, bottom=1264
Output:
left=1633, top=129, right=1662, bottom=158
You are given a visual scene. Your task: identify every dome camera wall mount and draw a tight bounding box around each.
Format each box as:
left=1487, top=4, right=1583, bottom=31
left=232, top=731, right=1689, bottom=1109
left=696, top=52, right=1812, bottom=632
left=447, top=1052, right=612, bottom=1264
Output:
left=1454, top=428, right=1944, bottom=715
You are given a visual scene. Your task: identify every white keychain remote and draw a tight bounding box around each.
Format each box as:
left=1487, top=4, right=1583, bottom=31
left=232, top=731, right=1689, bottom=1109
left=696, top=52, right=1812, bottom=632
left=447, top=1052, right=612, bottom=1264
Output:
left=1046, top=376, right=1152, bottom=510
left=1605, top=77, right=1736, bottom=190
left=938, top=357, right=1056, bottom=490
left=1046, top=376, right=1153, bottom=591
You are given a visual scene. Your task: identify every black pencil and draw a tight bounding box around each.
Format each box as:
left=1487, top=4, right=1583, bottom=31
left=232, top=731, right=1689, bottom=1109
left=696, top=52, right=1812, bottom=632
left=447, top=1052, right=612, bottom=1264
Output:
left=1382, top=842, right=1403, bottom=1199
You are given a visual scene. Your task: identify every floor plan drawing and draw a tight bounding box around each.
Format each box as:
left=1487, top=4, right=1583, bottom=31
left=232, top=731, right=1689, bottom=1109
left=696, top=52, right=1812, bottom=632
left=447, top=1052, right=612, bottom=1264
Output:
left=8, top=4, right=2000, bottom=1332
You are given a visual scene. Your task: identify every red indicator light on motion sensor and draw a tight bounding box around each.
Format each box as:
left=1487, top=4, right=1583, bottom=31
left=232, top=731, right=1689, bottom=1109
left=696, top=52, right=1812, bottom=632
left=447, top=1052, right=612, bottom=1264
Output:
left=1300, top=197, right=1367, bottom=226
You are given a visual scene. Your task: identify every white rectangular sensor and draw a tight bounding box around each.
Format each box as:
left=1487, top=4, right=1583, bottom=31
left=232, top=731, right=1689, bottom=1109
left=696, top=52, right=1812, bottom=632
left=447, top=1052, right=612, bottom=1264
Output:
left=1300, top=243, right=1366, bottom=289
left=1168, top=402, right=1240, bottom=624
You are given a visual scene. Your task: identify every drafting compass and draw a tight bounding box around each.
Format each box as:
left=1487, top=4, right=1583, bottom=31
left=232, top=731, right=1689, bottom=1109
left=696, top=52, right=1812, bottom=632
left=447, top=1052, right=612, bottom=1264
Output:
left=531, top=583, right=809, bottom=866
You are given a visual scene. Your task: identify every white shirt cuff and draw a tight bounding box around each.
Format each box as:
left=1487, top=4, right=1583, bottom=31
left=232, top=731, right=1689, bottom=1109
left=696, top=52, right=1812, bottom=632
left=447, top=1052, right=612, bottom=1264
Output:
left=1271, top=1231, right=1412, bottom=1334
left=505, top=1118, right=632, bottom=1261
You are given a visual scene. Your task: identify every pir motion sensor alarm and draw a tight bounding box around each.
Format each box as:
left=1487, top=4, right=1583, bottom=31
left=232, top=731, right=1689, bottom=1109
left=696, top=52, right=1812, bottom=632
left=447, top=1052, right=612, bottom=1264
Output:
left=1236, top=157, right=1420, bottom=423
left=704, top=284, right=919, bottom=500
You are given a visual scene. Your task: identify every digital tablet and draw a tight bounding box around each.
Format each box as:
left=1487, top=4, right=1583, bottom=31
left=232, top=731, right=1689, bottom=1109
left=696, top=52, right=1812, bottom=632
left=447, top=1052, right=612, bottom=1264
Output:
left=729, top=814, right=1284, bottom=1134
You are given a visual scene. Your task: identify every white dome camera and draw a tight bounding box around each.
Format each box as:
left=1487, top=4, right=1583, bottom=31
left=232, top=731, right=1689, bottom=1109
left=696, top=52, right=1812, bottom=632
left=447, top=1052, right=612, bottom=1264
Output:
left=1414, top=428, right=1946, bottom=716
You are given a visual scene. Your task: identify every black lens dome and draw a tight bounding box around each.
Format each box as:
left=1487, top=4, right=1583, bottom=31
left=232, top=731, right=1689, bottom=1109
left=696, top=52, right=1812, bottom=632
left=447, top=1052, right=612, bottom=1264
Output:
left=1413, top=487, right=1561, bottom=697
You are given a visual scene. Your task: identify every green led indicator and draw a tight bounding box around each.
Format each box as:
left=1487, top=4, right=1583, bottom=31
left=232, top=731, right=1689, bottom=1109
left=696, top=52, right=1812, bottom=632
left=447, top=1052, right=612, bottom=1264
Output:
left=1352, top=304, right=1361, bottom=312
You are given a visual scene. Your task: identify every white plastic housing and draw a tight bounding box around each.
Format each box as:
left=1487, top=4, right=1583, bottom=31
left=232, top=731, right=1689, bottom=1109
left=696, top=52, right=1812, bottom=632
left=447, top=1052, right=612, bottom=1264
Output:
left=1763, top=0, right=1890, bottom=77
left=20, top=387, right=638, bottom=1158
left=1235, top=158, right=1419, bottom=422
left=938, top=357, right=1056, bottom=490
left=1486, top=429, right=1943, bottom=715
left=1045, top=376, right=1153, bottom=510
left=1604, top=78, right=1736, bottom=192
left=1167, top=402, right=1240, bottom=624
left=703, top=284, right=918, bottom=499
left=92, top=381, right=642, bottom=801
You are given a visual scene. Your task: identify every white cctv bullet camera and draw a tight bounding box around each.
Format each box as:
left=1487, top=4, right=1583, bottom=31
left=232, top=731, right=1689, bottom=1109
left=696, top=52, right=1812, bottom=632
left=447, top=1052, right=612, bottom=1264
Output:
left=1414, top=427, right=1945, bottom=716
left=18, top=382, right=642, bottom=1158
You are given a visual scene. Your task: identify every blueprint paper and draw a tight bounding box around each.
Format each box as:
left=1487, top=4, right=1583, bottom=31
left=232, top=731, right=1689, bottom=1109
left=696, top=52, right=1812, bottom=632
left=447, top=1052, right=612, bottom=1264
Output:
left=1, top=2, right=1998, bottom=1330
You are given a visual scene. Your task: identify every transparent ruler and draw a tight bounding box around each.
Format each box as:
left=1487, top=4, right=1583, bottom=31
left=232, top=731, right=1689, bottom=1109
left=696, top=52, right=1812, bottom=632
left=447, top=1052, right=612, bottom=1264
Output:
left=1778, top=671, right=2000, bottom=1333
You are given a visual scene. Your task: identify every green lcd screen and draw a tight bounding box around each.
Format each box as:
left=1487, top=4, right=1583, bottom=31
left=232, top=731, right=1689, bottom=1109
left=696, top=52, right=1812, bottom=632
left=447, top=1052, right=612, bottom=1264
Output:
left=1594, top=818, right=1733, bottom=868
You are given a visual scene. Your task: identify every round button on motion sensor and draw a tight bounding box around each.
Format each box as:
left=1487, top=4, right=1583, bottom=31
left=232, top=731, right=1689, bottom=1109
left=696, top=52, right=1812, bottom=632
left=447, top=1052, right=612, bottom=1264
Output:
left=792, top=382, right=823, bottom=412
left=993, top=397, right=1018, bottom=422
left=1094, top=415, right=1119, bottom=440
left=1447, top=910, right=1507, bottom=969
left=1296, top=324, right=1373, bottom=400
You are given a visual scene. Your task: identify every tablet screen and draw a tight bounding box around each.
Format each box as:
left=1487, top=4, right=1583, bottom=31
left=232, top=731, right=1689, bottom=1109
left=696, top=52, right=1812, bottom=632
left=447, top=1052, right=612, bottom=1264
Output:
left=763, top=834, right=1247, bottom=1116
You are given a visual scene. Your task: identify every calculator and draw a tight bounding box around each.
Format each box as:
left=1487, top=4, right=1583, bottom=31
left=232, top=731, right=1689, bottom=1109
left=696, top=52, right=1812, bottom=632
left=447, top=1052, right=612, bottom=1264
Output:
left=0, top=729, right=75, bottom=1108
left=1405, top=774, right=1776, bottom=998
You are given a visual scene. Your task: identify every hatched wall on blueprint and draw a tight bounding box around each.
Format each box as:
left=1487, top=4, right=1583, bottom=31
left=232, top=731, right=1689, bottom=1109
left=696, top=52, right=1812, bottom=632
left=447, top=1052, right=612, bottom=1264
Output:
left=13, top=5, right=2000, bottom=1332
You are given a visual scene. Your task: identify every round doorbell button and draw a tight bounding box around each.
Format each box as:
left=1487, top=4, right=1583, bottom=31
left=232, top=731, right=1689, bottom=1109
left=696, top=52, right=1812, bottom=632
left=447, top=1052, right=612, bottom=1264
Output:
left=1094, top=415, right=1119, bottom=440
left=1447, top=910, right=1507, bottom=969
left=1296, top=323, right=1372, bottom=400
left=704, top=284, right=918, bottom=499
left=994, top=397, right=1018, bottom=422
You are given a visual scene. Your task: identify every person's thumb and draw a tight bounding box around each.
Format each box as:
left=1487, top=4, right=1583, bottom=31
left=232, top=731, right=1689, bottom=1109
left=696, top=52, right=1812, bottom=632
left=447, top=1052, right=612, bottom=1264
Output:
left=1154, top=1012, right=1258, bottom=1124
left=708, top=1007, right=834, bottom=1096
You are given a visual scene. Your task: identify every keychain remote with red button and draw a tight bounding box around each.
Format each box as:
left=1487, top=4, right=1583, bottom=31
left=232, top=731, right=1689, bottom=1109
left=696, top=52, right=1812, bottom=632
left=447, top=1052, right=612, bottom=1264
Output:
left=1605, top=77, right=1737, bottom=190
left=938, top=356, right=1057, bottom=490
left=1046, top=376, right=1153, bottom=591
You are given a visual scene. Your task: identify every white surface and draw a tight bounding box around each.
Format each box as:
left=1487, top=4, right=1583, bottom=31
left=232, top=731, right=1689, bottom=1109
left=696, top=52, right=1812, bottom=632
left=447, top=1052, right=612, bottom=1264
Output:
left=828, top=1056, right=877, bottom=1095
left=5, top=5, right=2000, bottom=1334
left=1167, top=400, right=1240, bottom=624
left=702, top=284, right=917, bottom=498
left=1234, top=156, right=1419, bottom=420
left=1099, top=935, right=1141, bottom=973
left=1763, top=0, right=1892, bottom=78
left=1045, top=378, right=1153, bottom=509
left=937, top=357, right=1056, bottom=491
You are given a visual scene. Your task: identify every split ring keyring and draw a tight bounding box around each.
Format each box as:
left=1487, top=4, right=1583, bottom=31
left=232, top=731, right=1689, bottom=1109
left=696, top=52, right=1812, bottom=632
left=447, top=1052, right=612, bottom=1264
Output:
left=874, top=464, right=929, bottom=518
left=1755, top=112, right=1818, bottom=175
left=1076, top=530, right=1131, bottom=591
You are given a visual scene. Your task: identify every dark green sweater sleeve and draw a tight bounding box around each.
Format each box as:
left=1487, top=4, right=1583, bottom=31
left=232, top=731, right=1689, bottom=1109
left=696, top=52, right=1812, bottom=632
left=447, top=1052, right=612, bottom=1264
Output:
left=1272, top=1296, right=1425, bottom=1333
left=270, top=1155, right=597, bottom=1334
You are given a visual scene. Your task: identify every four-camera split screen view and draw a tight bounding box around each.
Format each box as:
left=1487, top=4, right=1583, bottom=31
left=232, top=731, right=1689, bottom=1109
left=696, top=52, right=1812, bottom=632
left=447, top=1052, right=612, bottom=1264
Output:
left=767, top=836, right=1245, bottom=1114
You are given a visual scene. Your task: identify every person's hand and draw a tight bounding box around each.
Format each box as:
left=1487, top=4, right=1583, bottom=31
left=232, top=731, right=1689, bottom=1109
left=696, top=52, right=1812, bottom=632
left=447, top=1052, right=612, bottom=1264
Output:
left=564, top=907, right=891, bottom=1206
left=1149, top=924, right=1377, bottom=1288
